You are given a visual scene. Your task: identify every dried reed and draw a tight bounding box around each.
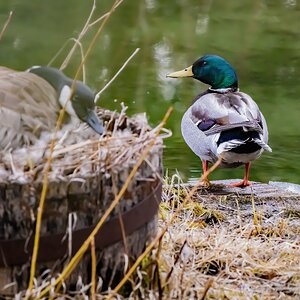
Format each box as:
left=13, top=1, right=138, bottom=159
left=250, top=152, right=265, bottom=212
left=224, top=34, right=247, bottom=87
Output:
left=0, top=11, right=13, bottom=41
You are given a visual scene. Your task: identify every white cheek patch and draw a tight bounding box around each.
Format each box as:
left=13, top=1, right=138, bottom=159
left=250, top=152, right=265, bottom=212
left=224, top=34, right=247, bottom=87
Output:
left=26, top=65, right=41, bottom=72
left=58, top=85, right=77, bottom=118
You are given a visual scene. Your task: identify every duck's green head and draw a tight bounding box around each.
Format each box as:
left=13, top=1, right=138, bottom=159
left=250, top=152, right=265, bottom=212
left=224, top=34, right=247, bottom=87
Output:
left=167, top=54, right=238, bottom=90
left=28, top=66, right=104, bottom=135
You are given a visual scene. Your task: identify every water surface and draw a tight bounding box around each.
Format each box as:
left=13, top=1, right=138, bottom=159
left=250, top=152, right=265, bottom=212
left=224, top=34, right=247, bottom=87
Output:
left=1, top=0, right=300, bottom=183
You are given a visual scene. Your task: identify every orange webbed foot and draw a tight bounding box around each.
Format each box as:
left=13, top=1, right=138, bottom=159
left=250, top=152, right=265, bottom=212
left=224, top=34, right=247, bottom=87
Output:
left=228, top=162, right=252, bottom=188
left=228, top=179, right=252, bottom=188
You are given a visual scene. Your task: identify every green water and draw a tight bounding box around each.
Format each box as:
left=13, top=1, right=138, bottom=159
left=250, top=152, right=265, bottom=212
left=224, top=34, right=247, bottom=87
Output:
left=1, top=0, right=300, bottom=183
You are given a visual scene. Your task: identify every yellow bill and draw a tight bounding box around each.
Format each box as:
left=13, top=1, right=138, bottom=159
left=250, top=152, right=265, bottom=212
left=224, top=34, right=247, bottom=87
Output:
left=166, top=65, right=194, bottom=78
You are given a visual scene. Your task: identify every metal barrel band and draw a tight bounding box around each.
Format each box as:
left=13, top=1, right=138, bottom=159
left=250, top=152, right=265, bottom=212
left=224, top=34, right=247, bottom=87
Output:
left=0, top=178, right=162, bottom=267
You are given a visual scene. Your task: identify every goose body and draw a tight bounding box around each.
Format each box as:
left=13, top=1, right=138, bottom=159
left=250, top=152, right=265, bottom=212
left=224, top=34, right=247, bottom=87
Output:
left=167, top=55, right=272, bottom=187
left=0, top=66, right=103, bottom=150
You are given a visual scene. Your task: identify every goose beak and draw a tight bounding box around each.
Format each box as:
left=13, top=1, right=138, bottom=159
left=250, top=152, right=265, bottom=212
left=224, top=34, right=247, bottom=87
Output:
left=86, top=110, right=104, bottom=135
left=166, top=65, right=194, bottom=78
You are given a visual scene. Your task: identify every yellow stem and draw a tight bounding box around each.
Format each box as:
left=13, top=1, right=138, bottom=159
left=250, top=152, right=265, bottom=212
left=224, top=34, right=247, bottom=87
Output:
left=0, top=11, right=13, bottom=41
left=27, top=109, right=65, bottom=295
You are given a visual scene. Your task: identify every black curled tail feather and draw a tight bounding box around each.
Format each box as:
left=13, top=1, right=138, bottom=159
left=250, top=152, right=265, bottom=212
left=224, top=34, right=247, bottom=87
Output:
left=217, top=127, right=262, bottom=154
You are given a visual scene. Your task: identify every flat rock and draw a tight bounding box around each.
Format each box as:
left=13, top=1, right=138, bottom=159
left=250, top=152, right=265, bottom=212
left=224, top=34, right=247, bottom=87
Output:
left=175, top=180, right=300, bottom=224
left=185, top=179, right=300, bottom=199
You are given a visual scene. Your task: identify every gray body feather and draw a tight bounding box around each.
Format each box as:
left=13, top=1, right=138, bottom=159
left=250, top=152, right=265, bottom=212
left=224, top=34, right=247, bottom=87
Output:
left=0, top=67, right=61, bottom=149
left=181, top=90, right=272, bottom=168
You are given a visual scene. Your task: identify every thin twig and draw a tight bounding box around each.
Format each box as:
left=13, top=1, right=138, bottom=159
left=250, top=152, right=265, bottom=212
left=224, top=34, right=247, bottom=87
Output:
left=69, top=0, right=123, bottom=104
left=87, top=0, right=124, bottom=29
left=0, top=11, right=13, bottom=41
left=163, top=240, right=187, bottom=287
left=199, top=277, right=214, bottom=300
left=49, top=37, right=87, bottom=81
left=26, top=108, right=67, bottom=296
left=94, top=48, right=140, bottom=103
left=112, top=173, right=130, bottom=259
left=49, top=0, right=124, bottom=70
left=60, top=0, right=97, bottom=70
left=47, top=38, right=73, bottom=67
left=69, top=38, right=86, bottom=83
left=154, top=260, right=163, bottom=300
left=90, top=237, right=96, bottom=300
left=61, top=0, right=124, bottom=70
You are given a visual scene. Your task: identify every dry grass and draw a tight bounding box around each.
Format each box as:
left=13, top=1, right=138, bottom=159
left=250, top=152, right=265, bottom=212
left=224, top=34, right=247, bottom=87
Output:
left=0, top=106, right=158, bottom=183
left=92, top=177, right=299, bottom=300
left=76, top=175, right=299, bottom=300
left=157, top=179, right=300, bottom=299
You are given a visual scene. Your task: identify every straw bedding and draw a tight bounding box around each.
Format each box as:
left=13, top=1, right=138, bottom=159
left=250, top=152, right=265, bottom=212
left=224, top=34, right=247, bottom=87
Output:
left=156, top=179, right=300, bottom=300
left=0, top=106, right=164, bottom=185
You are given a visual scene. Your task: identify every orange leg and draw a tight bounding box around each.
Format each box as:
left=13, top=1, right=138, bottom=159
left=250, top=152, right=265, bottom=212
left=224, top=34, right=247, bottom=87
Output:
left=202, top=160, right=209, bottom=173
left=201, top=160, right=210, bottom=186
left=229, top=162, right=252, bottom=188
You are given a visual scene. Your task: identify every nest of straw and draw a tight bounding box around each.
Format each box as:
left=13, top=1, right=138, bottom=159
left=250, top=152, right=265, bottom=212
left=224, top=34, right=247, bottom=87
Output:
left=0, top=105, right=164, bottom=184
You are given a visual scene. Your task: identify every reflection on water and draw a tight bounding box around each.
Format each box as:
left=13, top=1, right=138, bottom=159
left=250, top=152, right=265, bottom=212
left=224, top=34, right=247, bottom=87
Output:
left=153, top=40, right=177, bottom=100
left=0, top=0, right=299, bottom=183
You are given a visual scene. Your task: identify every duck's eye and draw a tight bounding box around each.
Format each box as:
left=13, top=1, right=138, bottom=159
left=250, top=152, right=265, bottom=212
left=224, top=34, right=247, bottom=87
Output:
left=184, top=68, right=187, bottom=71
left=203, top=61, right=207, bottom=65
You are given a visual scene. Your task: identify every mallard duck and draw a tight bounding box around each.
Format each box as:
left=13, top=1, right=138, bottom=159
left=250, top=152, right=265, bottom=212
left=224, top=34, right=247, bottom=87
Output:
left=167, top=54, right=272, bottom=187
left=0, top=66, right=103, bottom=150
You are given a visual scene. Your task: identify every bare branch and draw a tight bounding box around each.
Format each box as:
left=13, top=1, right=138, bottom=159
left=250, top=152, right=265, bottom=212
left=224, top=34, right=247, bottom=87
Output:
left=0, top=11, right=13, bottom=41
left=94, top=48, right=140, bottom=103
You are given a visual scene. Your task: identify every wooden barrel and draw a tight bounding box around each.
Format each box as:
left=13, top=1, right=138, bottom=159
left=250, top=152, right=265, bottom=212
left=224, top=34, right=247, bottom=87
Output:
left=0, top=109, right=163, bottom=296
